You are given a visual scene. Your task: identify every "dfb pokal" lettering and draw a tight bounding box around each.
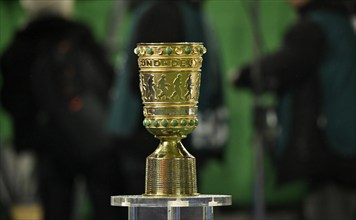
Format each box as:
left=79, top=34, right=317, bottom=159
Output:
left=139, top=58, right=200, bottom=68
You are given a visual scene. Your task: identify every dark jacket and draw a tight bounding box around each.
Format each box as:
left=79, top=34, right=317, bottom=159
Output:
left=1, top=16, right=114, bottom=160
left=233, top=2, right=356, bottom=186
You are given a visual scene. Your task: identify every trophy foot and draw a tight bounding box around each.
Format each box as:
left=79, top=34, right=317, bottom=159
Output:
left=144, top=139, right=198, bottom=196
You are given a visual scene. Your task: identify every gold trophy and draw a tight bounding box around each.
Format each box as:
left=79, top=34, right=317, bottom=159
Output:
left=111, top=42, right=231, bottom=220
left=134, top=42, right=206, bottom=197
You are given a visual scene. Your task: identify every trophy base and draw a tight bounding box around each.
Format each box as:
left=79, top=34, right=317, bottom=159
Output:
left=111, top=194, right=231, bottom=220
left=145, top=140, right=198, bottom=196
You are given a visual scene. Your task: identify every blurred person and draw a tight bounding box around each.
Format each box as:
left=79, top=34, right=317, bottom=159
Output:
left=231, top=0, right=356, bottom=219
left=0, top=0, right=126, bottom=219
left=109, top=0, right=229, bottom=194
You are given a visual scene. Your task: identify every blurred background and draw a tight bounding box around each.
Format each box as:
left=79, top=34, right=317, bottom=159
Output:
left=0, top=0, right=355, bottom=220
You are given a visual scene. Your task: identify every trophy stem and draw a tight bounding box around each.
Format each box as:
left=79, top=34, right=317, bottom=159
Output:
left=145, top=136, right=198, bottom=196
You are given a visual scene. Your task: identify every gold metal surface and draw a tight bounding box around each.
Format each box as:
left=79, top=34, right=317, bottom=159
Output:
left=134, top=42, right=206, bottom=196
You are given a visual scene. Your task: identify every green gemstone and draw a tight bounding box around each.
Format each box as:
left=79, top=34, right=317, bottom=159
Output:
left=146, top=48, right=153, bottom=55
left=195, top=119, right=199, bottom=126
left=153, top=120, right=159, bottom=127
left=189, top=120, right=195, bottom=126
left=146, top=120, right=151, bottom=126
left=181, top=119, right=187, bottom=126
left=166, top=47, right=172, bottom=55
left=161, top=119, right=168, bottom=127
left=171, top=120, right=178, bottom=127
left=185, top=47, right=191, bottom=54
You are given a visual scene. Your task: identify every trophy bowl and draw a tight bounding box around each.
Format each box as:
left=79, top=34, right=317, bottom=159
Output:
left=134, top=42, right=206, bottom=197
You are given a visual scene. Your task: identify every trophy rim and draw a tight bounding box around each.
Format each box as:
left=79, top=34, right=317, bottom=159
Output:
left=137, top=42, right=203, bottom=46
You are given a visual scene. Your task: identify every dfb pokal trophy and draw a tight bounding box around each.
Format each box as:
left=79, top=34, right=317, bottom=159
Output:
left=111, top=42, right=231, bottom=220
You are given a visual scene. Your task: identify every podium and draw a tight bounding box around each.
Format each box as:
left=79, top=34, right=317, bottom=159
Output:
left=111, top=195, right=231, bottom=220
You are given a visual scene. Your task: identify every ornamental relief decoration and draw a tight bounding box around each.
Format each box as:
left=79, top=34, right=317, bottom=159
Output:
left=140, top=72, right=200, bottom=102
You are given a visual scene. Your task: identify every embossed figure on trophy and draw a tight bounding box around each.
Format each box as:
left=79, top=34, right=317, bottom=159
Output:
left=140, top=75, right=147, bottom=101
left=196, top=76, right=201, bottom=99
left=146, top=74, right=157, bottom=101
left=185, top=74, right=193, bottom=99
left=157, top=74, right=170, bottom=100
left=191, top=75, right=200, bottom=100
left=170, top=74, right=184, bottom=100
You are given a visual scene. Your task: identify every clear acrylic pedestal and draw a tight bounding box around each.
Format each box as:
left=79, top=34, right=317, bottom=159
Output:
left=111, top=195, right=231, bottom=220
